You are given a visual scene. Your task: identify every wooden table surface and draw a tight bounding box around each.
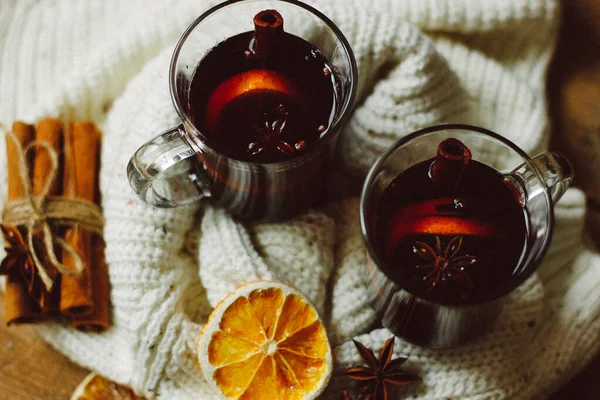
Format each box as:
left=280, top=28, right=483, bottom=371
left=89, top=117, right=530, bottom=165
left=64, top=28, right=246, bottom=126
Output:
left=2, top=2, right=600, bottom=400
left=0, top=296, right=89, bottom=400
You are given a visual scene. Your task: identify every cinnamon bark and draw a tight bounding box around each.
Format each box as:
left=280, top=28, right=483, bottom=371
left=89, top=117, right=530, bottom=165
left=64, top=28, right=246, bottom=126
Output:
left=4, top=122, right=40, bottom=324
left=71, top=237, right=110, bottom=330
left=253, top=10, right=284, bottom=63
left=33, top=118, right=63, bottom=313
left=72, top=126, right=110, bottom=330
left=430, top=138, right=472, bottom=190
left=60, top=122, right=99, bottom=317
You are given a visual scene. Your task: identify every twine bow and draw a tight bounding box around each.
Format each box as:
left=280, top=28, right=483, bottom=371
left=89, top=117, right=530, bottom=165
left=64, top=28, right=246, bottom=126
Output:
left=1, top=126, right=104, bottom=291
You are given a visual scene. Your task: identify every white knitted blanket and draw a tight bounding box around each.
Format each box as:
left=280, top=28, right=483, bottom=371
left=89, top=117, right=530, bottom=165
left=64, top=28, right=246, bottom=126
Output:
left=1, top=0, right=599, bottom=399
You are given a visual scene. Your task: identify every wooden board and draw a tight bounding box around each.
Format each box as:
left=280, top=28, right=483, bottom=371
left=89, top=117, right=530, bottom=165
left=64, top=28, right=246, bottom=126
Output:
left=0, top=296, right=88, bottom=400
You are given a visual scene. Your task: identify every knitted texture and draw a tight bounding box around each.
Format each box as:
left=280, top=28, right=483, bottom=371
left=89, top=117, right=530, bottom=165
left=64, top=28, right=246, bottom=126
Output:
left=1, top=0, right=599, bottom=399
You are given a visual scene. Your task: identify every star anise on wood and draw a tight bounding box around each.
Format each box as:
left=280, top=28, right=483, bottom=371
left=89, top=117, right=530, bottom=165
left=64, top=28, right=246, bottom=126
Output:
left=413, top=235, right=479, bottom=292
left=0, top=224, right=43, bottom=302
left=344, top=337, right=420, bottom=400
left=248, top=112, right=296, bottom=156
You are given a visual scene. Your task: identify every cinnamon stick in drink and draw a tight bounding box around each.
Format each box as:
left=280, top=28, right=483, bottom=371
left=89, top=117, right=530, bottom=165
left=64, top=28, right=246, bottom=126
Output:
left=430, top=138, right=472, bottom=190
left=384, top=138, right=478, bottom=252
left=3, top=122, right=40, bottom=324
left=33, top=118, right=63, bottom=313
left=60, top=122, right=99, bottom=317
left=253, top=10, right=284, bottom=63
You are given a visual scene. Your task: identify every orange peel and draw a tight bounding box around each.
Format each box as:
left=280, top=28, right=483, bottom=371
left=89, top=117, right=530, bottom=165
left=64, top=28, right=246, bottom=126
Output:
left=204, top=70, right=301, bottom=132
left=385, top=198, right=496, bottom=254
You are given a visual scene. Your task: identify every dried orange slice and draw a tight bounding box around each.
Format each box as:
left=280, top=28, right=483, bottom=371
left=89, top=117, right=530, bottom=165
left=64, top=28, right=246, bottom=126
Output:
left=197, top=281, right=332, bottom=400
left=70, top=373, right=146, bottom=400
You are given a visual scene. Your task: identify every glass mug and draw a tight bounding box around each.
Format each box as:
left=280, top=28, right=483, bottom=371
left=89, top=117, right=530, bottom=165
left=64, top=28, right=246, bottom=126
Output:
left=360, top=124, right=574, bottom=348
left=127, top=0, right=357, bottom=220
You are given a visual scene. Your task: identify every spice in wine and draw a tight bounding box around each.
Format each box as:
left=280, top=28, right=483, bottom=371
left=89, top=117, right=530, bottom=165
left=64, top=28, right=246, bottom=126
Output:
left=188, top=10, right=339, bottom=163
left=375, top=139, right=528, bottom=305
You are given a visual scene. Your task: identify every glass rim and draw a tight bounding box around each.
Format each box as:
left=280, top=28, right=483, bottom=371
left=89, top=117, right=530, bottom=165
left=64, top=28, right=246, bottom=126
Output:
left=359, top=123, right=555, bottom=308
left=168, top=0, right=358, bottom=168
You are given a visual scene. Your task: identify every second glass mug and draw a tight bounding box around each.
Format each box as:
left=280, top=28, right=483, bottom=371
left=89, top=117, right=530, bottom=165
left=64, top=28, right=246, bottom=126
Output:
left=127, top=0, right=357, bottom=220
left=361, top=125, right=574, bottom=348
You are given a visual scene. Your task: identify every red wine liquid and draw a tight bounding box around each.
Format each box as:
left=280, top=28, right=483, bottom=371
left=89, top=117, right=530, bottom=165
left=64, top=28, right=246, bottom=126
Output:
left=188, top=31, right=338, bottom=163
left=375, top=158, right=528, bottom=305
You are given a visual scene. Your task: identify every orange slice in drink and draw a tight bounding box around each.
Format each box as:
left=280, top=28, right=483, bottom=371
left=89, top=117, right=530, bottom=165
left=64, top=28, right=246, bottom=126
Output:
left=385, top=197, right=496, bottom=254
left=197, top=281, right=332, bottom=400
left=204, top=69, right=301, bottom=132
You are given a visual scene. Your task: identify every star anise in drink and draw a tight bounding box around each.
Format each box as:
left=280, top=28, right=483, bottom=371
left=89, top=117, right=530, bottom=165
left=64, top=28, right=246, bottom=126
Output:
left=248, top=111, right=296, bottom=156
left=344, top=337, right=420, bottom=400
left=0, top=224, right=42, bottom=302
left=413, top=235, right=478, bottom=292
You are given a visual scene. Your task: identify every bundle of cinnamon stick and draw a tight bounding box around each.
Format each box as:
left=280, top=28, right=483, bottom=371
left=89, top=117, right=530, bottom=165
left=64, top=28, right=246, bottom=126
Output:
left=1, top=118, right=110, bottom=330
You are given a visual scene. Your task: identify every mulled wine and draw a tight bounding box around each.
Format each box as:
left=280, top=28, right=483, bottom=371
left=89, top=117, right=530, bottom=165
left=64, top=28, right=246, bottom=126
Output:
left=375, top=152, right=528, bottom=306
left=178, top=9, right=346, bottom=220
left=127, top=4, right=357, bottom=220
left=360, top=127, right=573, bottom=347
left=188, top=17, right=338, bottom=163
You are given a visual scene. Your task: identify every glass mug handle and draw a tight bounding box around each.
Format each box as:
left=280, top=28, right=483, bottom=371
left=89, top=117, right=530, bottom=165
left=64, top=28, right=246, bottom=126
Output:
left=507, top=151, right=574, bottom=204
left=127, top=125, right=211, bottom=207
